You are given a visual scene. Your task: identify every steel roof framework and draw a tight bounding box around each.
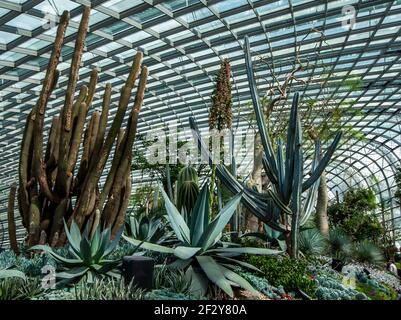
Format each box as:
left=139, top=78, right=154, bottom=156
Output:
left=0, top=0, right=400, bottom=246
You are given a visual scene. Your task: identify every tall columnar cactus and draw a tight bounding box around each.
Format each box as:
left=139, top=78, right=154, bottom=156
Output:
left=7, top=183, right=19, bottom=255
left=189, top=36, right=342, bottom=258
left=176, top=165, right=199, bottom=214
left=10, top=7, right=148, bottom=248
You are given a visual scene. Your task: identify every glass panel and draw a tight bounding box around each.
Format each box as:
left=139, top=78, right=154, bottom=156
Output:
left=0, top=31, right=19, bottom=44
left=6, top=14, right=45, bottom=30
left=161, top=0, right=200, bottom=12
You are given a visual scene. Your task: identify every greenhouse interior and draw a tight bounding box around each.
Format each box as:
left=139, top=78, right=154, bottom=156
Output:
left=0, top=0, right=400, bottom=303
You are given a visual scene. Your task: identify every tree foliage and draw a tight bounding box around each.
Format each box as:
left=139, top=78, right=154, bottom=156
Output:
left=328, top=188, right=384, bottom=242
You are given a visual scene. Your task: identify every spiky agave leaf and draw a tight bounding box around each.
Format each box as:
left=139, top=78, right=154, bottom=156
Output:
left=124, top=183, right=281, bottom=297
left=30, top=220, right=126, bottom=285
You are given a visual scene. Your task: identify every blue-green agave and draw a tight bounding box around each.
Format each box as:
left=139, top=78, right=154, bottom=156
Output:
left=30, top=221, right=130, bottom=285
left=126, top=213, right=167, bottom=243
left=124, top=183, right=281, bottom=297
left=189, top=36, right=342, bottom=258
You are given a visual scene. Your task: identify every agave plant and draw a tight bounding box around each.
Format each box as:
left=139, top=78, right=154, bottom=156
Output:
left=125, top=212, right=167, bottom=243
left=31, top=221, right=131, bottom=285
left=189, top=37, right=342, bottom=258
left=298, top=229, right=327, bottom=257
left=124, top=182, right=281, bottom=297
left=353, top=240, right=384, bottom=265
left=241, top=224, right=287, bottom=251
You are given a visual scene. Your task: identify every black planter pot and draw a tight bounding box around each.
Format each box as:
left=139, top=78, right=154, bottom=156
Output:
left=331, top=259, right=344, bottom=272
left=122, top=256, right=154, bottom=290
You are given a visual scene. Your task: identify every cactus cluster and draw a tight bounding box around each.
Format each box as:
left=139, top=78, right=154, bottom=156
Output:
left=7, top=7, right=148, bottom=250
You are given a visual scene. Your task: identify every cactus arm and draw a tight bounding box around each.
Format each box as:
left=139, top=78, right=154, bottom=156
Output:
left=111, top=174, right=132, bottom=238
left=56, top=7, right=90, bottom=198
left=302, top=131, right=342, bottom=191
left=299, top=140, right=321, bottom=226
left=28, top=192, right=41, bottom=247
left=189, top=117, right=286, bottom=232
left=244, top=36, right=278, bottom=181
left=262, top=156, right=278, bottom=185
left=49, top=198, right=69, bottom=244
left=90, top=83, right=111, bottom=170
left=85, top=69, right=98, bottom=110
left=8, top=183, right=20, bottom=255
left=74, top=53, right=144, bottom=225
left=18, top=111, right=34, bottom=228
left=35, top=11, right=68, bottom=116
left=31, top=13, right=69, bottom=203
left=72, top=86, right=89, bottom=120
left=276, top=138, right=285, bottom=194
left=44, top=116, right=59, bottom=169
left=87, top=111, right=101, bottom=164
left=75, top=120, right=92, bottom=188
left=102, top=66, right=148, bottom=226
left=76, top=52, right=143, bottom=219
left=46, top=114, right=62, bottom=172
left=283, top=92, right=300, bottom=202
left=290, top=117, right=303, bottom=259
left=98, top=128, right=126, bottom=212
left=67, top=102, right=87, bottom=174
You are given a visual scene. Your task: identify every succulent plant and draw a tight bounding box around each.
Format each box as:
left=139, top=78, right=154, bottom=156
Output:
left=8, top=7, right=148, bottom=249
left=299, top=229, right=327, bottom=257
left=30, top=220, right=135, bottom=285
left=189, top=37, right=342, bottom=258
left=125, top=213, right=167, bottom=243
left=176, top=165, right=200, bottom=214
left=124, top=182, right=281, bottom=297
left=314, top=273, right=369, bottom=300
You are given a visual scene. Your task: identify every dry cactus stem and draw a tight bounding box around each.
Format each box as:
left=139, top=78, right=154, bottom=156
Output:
left=9, top=6, right=148, bottom=248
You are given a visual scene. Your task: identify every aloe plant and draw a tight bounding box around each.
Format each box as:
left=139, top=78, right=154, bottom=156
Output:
left=30, top=221, right=131, bottom=285
left=124, top=183, right=280, bottom=297
left=189, top=37, right=342, bottom=258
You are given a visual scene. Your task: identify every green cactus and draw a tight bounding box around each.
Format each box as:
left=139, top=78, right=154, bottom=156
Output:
left=176, top=166, right=200, bottom=214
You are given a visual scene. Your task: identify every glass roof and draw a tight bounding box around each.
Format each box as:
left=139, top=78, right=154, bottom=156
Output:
left=0, top=0, right=400, bottom=244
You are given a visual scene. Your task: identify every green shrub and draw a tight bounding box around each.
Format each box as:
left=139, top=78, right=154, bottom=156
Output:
left=328, top=188, right=384, bottom=242
left=353, top=240, right=384, bottom=266
left=245, top=255, right=317, bottom=297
